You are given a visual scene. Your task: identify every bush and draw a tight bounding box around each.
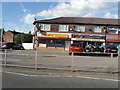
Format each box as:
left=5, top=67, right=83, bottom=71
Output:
left=14, top=34, right=32, bottom=44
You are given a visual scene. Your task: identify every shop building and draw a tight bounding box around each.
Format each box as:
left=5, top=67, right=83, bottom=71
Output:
left=33, top=17, right=120, bottom=51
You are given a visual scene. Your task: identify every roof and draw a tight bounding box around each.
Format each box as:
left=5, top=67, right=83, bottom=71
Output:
left=7, top=30, right=23, bottom=35
left=33, top=17, right=119, bottom=26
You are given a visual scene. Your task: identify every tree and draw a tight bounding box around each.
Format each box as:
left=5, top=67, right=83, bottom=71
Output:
left=14, top=33, right=33, bottom=44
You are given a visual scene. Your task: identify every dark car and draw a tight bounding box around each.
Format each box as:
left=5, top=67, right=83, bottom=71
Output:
left=12, top=44, right=25, bottom=50
left=0, top=42, right=15, bottom=49
left=84, top=45, right=104, bottom=53
left=93, top=46, right=104, bottom=53
left=0, top=42, right=25, bottom=50
left=105, top=46, right=118, bottom=53
left=84, top=46, right=94, bottom=52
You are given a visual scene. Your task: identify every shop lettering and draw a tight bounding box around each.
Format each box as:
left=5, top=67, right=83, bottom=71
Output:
left=41, top=34, right=68, bottom=38
left=74, top=35, right=103, bottom=39
left=72, top=38, right=105, bottom=42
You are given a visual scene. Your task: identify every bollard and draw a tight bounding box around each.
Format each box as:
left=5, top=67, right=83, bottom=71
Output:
left=111, top=53, right=113, bottom=58
left=4, top=49, right=7, bottom=67
left=71, top=52, right=74, bottom=72
left=35, top=50, right=38, bottom=70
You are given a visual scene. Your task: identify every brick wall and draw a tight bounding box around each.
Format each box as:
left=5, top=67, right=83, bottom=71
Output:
left=3, top=32, right=14, bottom=42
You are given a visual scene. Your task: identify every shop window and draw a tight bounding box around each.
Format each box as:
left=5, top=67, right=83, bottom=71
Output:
left=59, top=25, right=68, bottom=32
left=92, top=26, right=102, bottom=33
left=46, top=40, right=65, bottom=48
left=40, top=24, right=51, bottom=31
left=108, top=27, right=118, bottom=34
left=47, top=40, right=55, bottom=47
left=39, top=39, right=46, bottom=44
left=38, top=39, right=47, bottom=47
left=75, top=26, right=85, bottom=32
left=55, top=40, right=64, bottom=48
left=107, top=42, right=118, bottom=47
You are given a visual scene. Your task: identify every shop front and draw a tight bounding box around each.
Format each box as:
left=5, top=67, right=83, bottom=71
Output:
left=36, top=32, right=71, bottom=51
left=71, top=34, right=105, bottom=49
left=106, top=35, right=120, bottom=46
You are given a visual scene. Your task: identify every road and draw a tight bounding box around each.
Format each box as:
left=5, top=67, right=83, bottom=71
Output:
left=1, top=50, right=119, bottom=89
left=2, top=71, right=119, bottom=88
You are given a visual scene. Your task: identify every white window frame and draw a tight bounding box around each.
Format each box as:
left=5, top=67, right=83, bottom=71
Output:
left=92, top=26, right=102, bottom=33
left=40, top=24, right=51, bottom=31
left=59, top=25, right=68, bottom=32
left=75, top=26, right=85, bottom=32
left=108, top=27, right=119, bottom=34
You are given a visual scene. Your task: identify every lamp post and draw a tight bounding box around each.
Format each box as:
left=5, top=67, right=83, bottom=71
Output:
left=1, top=19, right=4, bottom=43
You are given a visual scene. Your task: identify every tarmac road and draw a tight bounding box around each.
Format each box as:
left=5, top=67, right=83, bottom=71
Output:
left=2, top=71, right=119, bottom=88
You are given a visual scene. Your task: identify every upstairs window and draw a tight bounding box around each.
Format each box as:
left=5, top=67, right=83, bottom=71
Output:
left=108, top=27, right=119, bottom=34
left=59, top=25, right=68, bottom=32
left=75, top=26, right=85, bottom=32
left=92, top=26, right=102, bottom=33
left=40, top=24, right=51, bottom=31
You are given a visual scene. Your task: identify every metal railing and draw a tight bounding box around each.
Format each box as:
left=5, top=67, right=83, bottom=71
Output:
left=1, top=49, right=119, bottom=74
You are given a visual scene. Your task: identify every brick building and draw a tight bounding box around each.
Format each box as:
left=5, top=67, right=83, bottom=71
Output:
left=33, top=17, right=120, bottom=51
left=3, top=30, right=23, bottom=42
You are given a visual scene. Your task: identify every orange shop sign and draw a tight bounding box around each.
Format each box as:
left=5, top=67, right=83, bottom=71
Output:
left=41, top=34, right=68, bottom=38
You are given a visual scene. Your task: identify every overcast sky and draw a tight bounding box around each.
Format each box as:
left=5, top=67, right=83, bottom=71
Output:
left=1, top=0, right=119, bottom=33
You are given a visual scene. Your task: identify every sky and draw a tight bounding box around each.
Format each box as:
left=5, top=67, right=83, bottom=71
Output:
left=1, top=0, right=119, bottom=34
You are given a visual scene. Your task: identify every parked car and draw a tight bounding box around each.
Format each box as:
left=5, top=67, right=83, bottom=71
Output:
left=93, top=46, right=104, bottom=53
left=69, top=44, right=83, bottom=55
left=12, top=44, right=25, bottom=50
left=0, top=42, right=25, bottom=50
left=84, top=46, right=94, bottom=52
left=84, top=44, right=104, bottom=53
left=0, top=42, right=15, bottom=49
left=105, top=46, right=118, bottom=53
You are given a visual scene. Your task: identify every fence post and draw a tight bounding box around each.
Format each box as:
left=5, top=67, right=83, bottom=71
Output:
left=111, top=53, right=113, bottom=58
left=71, top=52, right=74, bottom=72
left=35, top=50, right=38, bottom=70
left=4, top=49, right=7, bottom=67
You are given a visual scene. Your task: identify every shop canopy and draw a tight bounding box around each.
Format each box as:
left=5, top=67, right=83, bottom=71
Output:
left=38, top=37, right=71, bottom=40
left=106, top=40, right=120, bottom=43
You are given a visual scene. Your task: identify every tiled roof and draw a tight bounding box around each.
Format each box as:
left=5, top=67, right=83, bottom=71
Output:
left=33, top=17, right=119, bottom=25
left=7, top=30, right=23, bottom=35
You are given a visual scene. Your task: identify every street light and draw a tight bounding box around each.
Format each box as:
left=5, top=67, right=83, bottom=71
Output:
left=1, top=19, right=4, bottom=43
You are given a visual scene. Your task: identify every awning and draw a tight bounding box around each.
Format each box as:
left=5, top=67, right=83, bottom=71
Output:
left=38, top=37, right=71, bottom=40
left=106, top=40, right=120, bottom=43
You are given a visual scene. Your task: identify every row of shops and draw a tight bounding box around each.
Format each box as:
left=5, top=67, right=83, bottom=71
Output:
left=34, top=32, right=120, bottom=51
left=33, top=17, right=120, bottom=51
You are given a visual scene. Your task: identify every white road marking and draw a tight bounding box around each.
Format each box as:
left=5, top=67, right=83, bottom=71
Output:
left=2, top=71, right=119, bottom=82
left=59, top=55, right=117, bottom=59
left=75, top=76, right=119, bottom=82
left=75, top=76, right=101, bottom=80
left=103, top=79, right=119, bottom=82
left=30, top=75, right=40, bottom=77
left=3, top=71, right=29, bottom=76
